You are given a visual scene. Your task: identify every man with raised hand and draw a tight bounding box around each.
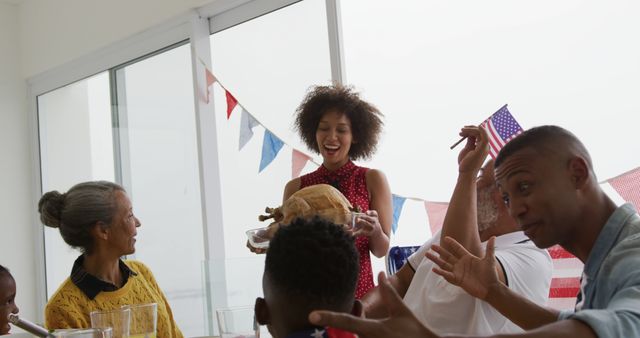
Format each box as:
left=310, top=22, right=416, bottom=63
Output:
left=361, top=126, right=551, bottom=335
left=309, top=125, right=640, bottom=338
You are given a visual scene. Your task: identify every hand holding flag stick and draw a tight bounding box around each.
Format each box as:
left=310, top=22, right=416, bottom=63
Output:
left=449, top=135, right=468, bottom=149
left=450, top=104, right=509, bottom=150
left=450, top=105, right=523, bottom=159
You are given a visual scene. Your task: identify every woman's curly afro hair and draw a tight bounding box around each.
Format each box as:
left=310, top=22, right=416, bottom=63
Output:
left=294, top=84, right=384, bottom=160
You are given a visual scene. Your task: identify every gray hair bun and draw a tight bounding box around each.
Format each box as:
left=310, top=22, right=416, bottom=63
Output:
left=38, top=190, right=65, bottom=228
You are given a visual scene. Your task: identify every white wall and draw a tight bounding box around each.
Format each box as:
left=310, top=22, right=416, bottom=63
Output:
left=2, top=0, right=219, bottom=324
left=0, top=1, right=37, bottom=325
left=18, top=0, right=212, bottom=78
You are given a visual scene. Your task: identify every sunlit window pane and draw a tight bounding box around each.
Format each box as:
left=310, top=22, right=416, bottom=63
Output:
left=37, top=72, right=114, bottom=298
left=114, top=43, right=205, bottom=337
left=341, top=0, right=640, bottom=244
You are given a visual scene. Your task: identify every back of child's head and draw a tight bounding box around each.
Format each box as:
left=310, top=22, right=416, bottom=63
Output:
left=259, top=216, right=359, bottom=337
left=0, top=264, right=14, bottom=288
left=0, top=265, right=9, bottom=277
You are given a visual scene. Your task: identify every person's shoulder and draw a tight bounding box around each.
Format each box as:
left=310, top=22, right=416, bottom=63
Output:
left=124, top=260, right=153, bottom=277
left=285, top=177, right=302, bottom=189
left=602, top=233, right=640, bottom=278
left=47, top=277, right=80, bottom=305
left=45, top=277, right=86, bottom=324
left=495, top=234, right=552, bottom=271
left=299, top=165, right=323, bottom=180
left=606, top=216, right=640, bottom=260
left=284, top=178, right=302, bottom=199
left=501, top=241, right=552, bottom=262
left=364, top=168, right=388, bottom=183
left=617, top=228, right=640, bottom=249
left=365, top=168, right=385, bottom=176
left=124, top=259, right=149, bottom=270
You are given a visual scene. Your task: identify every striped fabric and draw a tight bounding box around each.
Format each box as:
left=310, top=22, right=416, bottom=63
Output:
left=479, top=105, right=523, bottom=159
left=547, top=245, right=583, bottom=310
left=608, top=167, right=640, bottom=212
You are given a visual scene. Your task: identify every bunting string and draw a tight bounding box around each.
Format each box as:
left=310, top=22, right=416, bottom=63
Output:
left=202, top=65, right=322, bottom=174
left=201, top=65, right=640, bottom=235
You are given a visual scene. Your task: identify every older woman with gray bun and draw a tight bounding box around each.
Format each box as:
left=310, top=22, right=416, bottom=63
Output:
left=39, top=181, right=183, bottom=338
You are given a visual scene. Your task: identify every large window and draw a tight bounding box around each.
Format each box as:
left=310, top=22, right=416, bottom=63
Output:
left=34, top=1, right=335, bottom=336
left=340, top=0, right=639, bottom=244
left=112, top=43, right=205, bottom=336
left=203, top=0, right=333, bottom=332
left=37, top=43, right=206, bottom=337
left=38, top=72, right=114, bottom=299
left=210, top=0, right=331, bottom=258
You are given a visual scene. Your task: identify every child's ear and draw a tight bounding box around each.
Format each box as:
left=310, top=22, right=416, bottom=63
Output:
left=350, top=299, right=364, bottom=318
left=254, top=297, right=270, bottom=325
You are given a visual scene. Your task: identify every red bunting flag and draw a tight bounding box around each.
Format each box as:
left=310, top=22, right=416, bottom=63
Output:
left=424, top=201, right=449, bottom=235
left=226, top=90, right=238, bottom=119
left=607, top=167, right=640, bottom=211
left=292, top=149, right=312, bottom=178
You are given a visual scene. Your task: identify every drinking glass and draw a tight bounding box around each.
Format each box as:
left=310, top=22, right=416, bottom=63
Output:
left=215, top=306, right=259, bottom=338
left=53, top=328, right=113, bottom=337
left=123, top=303, right=157, bottom=338
left=350, top=212, right=366, bottom=229
left=90, top=308, right=131, bottom=338
left=245, top=227, right=271, bottom=249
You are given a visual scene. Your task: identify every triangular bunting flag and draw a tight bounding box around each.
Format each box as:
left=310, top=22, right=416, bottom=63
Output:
left=206, top=68, right=216, bottom=86
left=239, top=109, right=260, bottom=150
left=226, top=90, right=238, bottom=119
left=204, top=68, right=216, bottom=104
left=292, top=149, right=312, bottom=178
left=391, top=195, right=406, bottom=234
left=607, top=167, right=640, bottom=211
left=259, top=130, right=285, bottom=172
left=424, top=201, right=449, bottom=235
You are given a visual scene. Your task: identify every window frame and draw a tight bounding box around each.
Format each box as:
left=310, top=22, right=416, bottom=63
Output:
left=27, top=0, right=346, bottom=323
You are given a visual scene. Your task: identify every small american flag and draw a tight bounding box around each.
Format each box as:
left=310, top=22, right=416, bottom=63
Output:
left=607, top=167, right=640, bottom=211
left=480, top=104, right=523, bottom=159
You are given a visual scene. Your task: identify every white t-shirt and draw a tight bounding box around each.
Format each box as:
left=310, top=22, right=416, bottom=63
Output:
left=403, top=231, right=552, bottom=336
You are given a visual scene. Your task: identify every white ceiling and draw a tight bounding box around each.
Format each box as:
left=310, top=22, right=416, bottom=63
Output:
left=0, top=0, right=23, bottom=5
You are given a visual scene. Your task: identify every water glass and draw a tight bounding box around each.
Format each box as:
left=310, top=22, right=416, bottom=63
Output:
left=53, top=328, right=113, bottom=337
left=350, top=212, right=366, bottom=229
left=124, top=303, right=157, bottom=338
left=90, top=308, right=131, bottom=338
left=215, top=306, right=259, bottom=338
left=246, top=227, right=271, bottom=249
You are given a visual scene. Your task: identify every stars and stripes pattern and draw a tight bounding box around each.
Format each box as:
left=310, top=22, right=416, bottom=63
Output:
left=480, top=104, right=523, bottom=159
left=286, top=327, right=357, bottom=338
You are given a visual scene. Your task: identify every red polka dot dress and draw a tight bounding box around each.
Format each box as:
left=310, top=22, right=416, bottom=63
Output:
left=300, top=160, right=374, bottom=299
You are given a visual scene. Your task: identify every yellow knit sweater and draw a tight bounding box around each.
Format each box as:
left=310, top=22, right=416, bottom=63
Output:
left=45, top=260, right=183, bottom=338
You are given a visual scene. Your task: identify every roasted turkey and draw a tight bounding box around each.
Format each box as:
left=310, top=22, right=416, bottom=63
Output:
left=255, top=183, right=356, bottom=241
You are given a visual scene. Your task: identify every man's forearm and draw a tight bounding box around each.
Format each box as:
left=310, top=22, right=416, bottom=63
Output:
left=447, top=319, right=596, bottom=338
left=440, top=172, right=482, bottom=256
left=485, top=282, right=560, bottom=330
left=363, top=266, right=413, bottom=318
left=361, top=285, right=386, bottom=318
